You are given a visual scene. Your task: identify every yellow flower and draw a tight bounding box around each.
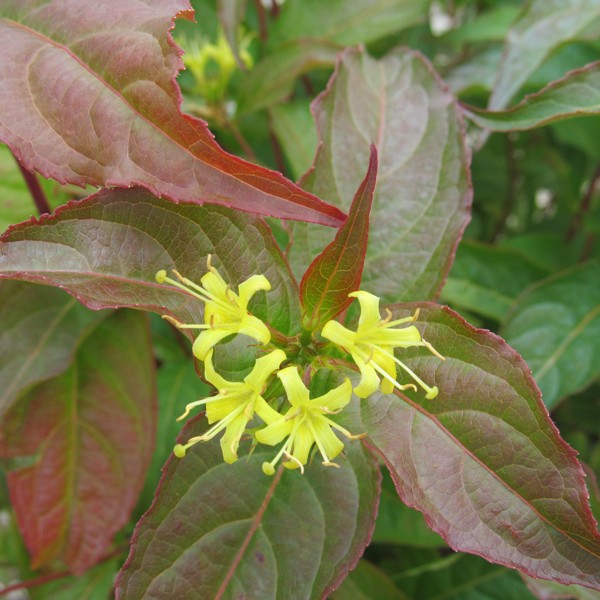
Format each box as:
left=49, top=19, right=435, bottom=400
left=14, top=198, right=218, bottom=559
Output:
left=156, top=255, right=271, bottom=360
left=174, top=348, right=286, bottom=463
left=256, top=366, right=362, bottom=475
left=321, top=291, right=442, bottom=399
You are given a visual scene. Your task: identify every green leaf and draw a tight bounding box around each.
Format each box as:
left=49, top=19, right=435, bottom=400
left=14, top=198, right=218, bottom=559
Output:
left=0, top=188, right=301, bottom=336
left=237, top=41, right=341, bottom=116
left=300, top=145, right=378, bottom=330
left=359, top=303, right=600, bottom=589
left=0, top=310, right=155, bottom=574
left=270, top=101, right=319, bottom=181
left=331, top=559, right=409, bottom=600
left=441, top=241, right=549, bottom=321
left=269, top=0, right=430, bottom=47
left=29, top=559, right=119, bottom=600
left=289, top=47, right=472, bottom=304
left=0, top=1, right=344, bottom=227
left=465, top=61, right=600, bottom=131
left=138, top=359, right=210, bottom=512
left=501, top=262, right=600, bottom=409
left=394, top=553, right=535, bottom=600
left=488, top=0, right=600, bottom=110
left=0, top=281, right=110, bottom=418
left=115, top=422, right=381, bottom=599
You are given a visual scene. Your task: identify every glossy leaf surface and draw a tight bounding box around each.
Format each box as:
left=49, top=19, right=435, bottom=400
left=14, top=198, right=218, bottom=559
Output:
left=115, top=421, right=380, bottom=599
left=300, top=145, right=377, bottom=330
left=0, top=188, right=301, bottom=335
left=0, top=1, right=343, bottom=226
left=502, top=262, right=600, bottom=409
left=359, top=304, right=600, bottom=589
left=466, top=61, right=600, bottom=131
left=488, top=0, right=600, bottom=110
left=0, top=280, right=110, bottom=417
left=289, top=47, right=472, bottom=304
left=441, top=241, right=549, bottom=322
left=331, top=560, right=408, bottom=600
left=0, top=310, right=155, bottom=574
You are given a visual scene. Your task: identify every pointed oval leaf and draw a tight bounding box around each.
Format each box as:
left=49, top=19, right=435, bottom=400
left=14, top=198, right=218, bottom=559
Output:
left=0, top=309, right=155, bottom=574
left=115, top=424, right=381, bottom=600
left=501, top=262, right=600, bottom=409
left=0, top=1, right=343, bottom=226
left=488, top=0, right=600, bottom=110
left=358, top=304, right=600, bottom=590
left=465, top=61, right=600, bottom=131
left=0, top=280, right=111, bottom=418
left=300, top=145, right=377, bottom=330
left=0, top=188, right=301, bottom=335
left=289, top=47, right=472, bottom=304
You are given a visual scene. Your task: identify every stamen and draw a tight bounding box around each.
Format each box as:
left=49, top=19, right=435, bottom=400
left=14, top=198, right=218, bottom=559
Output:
left=322, top=461, right=340, bottom=469
left=326, top=419, right=367, bottom=440
left=163, top=315, right=211, bottom=331
left=176, top=393, right=234, bottom=422
left=283, top=451, right=304, bottom=473
left=385, top=309, right=420, bottom=328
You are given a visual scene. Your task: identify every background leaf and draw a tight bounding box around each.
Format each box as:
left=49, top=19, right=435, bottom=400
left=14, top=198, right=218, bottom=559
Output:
left=441, top=240, right=549, bottom=322
left=0, top=281, right=110, bottom=417
left=331, top=559, right=409, bottom=600
left=357, top=304, right=600, bottom=590
left=488, top=0, right=600, bottom=110
left=0, top=0, right=343, bottom=226
left=115, top=420, right=380, bottom=600
left=0, top=188, right=301, bottom=336
left=465, top=61, right=600, bottom=131
left=502, top=262, right=600, bottom=409
left=300, top=145, right=377, bottom=330
left=288, top=47, right=472, bottom=304
left=0, top=309, right=155, bottom=574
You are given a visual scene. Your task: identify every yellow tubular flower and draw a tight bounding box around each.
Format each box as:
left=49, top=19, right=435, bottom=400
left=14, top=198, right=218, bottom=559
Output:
left=256, top=366, right=362, bottom=475
left=156, top=255, right=271, bottom=360
left=173, top=348, right=285, bottom=463
left=321, top=291, right=443, bottom=400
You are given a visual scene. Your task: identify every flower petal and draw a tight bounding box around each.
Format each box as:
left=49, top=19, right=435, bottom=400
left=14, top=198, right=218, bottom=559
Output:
left=254, top=397, right=283, bottom=424
left=202, top=349, right=229, bottom=389
left=205, top=390, right=247, bottom=422
left=321, top=319, right=356, bottom=349
left=245, top=349, right=286, bottom=391
left=255, top=416, right=294, bottom=445
left=350, top=290, right=382, bottom=332
left=311, top=378, right=352, bottom=412
left=220, top=413, right=248, bottom=463
left=192, top=328, right=234, bottom=360
left=201, top=267, right=230, bottom=300
left=311, top=417, right=344, bottom=461
left=238, top=274, right=271, bottom=307
left=239, top=314, right=271, bottom=346
left=288, top=425, right=315, bottom=466
left=277, top=366, right=310, bottom=407
left=369, top=324, right=422, bottom=347
left=352, top=351, right=381, bottom=398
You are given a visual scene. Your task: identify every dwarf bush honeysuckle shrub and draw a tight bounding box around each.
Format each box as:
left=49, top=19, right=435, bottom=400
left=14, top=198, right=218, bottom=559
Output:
left=1, top=1, right=600, bottom=598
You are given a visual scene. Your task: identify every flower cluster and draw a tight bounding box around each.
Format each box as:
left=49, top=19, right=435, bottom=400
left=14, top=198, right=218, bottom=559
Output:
left=156, top=257, right=443, bottom=475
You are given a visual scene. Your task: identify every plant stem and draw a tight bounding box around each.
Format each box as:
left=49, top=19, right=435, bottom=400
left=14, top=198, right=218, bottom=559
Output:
left=13, top=154, right=52, bottom=215
left=253, top=0, right=268, bottom=42
left=566, top=163, right=600, bottom=243
left=0, top=569, right=71, bottom=596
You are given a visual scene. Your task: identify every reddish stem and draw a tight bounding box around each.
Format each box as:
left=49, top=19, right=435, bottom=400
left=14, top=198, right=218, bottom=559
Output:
left=0, top=570, right=71, bottom=596
left=253, top=0, right=268, bottom=42
left=566, top=163, right=600, bottom=243
left=13, top=155, right=52, bottom=215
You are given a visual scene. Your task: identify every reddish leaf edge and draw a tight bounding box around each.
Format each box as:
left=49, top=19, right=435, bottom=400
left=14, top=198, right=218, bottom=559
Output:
left=299, top=143, right=378, bottom=329
left=3, top=6, right=345, bottom=228
left=298, top=46, right=473, bottom=300
left=0, top=188, right=300, bottom=316
left=365, top=302, right=600, bottom=590
left=114, top=414, right=382, bottom=599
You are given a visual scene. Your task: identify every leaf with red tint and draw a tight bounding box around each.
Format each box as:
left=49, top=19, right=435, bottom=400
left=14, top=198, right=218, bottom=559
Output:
left=0, top=188, right=301, bottom=335
left=0, top=280, right=111, bottom=418
left=0, top=1, right=344, bottom=227
left=115, top=421, right=380, bottom=600
left=300, top=145, right=377, bottom=331
left=0, top=309, right=155, bottom=574
left=289, top=47, right=472, bottom=304
left=357, top=303, right=600, bottom=590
